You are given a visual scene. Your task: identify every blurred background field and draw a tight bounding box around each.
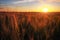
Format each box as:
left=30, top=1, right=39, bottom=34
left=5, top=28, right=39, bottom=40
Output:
left=0, top=12, right=60, bottom=40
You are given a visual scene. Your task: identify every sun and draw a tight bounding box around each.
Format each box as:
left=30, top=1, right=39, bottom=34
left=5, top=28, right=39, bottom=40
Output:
left=42, top=8, right=48, bottom=12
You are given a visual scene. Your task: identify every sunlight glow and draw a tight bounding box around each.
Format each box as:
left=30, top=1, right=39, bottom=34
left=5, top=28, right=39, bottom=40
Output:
left=42, top=8, right=48, bottom=12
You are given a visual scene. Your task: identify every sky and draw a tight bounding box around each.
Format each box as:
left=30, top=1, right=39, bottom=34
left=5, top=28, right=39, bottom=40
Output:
left=0, top=0, right=60, bottom=12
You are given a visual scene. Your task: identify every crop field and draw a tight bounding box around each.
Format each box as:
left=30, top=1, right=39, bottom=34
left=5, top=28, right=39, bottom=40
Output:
left=0, top=12, right=60, bottom=40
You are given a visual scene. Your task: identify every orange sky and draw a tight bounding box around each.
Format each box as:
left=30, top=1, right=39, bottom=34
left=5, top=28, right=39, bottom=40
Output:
left=0, top=0, right=60, bottom=12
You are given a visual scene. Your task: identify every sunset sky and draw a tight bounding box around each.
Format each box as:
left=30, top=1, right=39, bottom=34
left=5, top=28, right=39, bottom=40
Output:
left=0, top=0, right=60, bottom=12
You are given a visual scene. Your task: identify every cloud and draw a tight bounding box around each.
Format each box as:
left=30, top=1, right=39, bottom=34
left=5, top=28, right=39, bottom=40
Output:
left=45, top=0, right=60, bottom=5
left=46, top=0, right=60, bottom=2
left=38, top=0, right=60, bottom=3
left=13, top=0, right=37, bottom=4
